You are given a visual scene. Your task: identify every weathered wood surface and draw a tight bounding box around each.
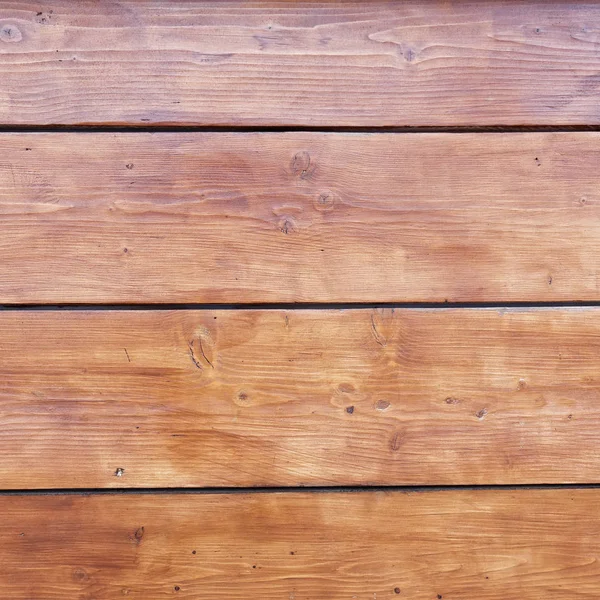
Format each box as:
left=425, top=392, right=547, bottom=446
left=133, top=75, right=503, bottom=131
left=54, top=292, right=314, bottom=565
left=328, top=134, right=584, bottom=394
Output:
left=2, top=132, right=600, bottom=303
left=1, top=2, right=600, bottom=126
left=2, top=308, right=599, bottom=488
left=1, top=490, right=599, bottom=598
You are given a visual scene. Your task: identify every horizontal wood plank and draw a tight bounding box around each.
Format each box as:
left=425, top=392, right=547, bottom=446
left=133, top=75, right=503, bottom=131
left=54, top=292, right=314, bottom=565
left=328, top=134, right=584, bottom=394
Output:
left=1, top=489, right=599, bottom=598
left=2, top=308, right=600, bottom=488
left=2, top=132, right=600, bottom=303
left=1, top=1, right=600, bottom=126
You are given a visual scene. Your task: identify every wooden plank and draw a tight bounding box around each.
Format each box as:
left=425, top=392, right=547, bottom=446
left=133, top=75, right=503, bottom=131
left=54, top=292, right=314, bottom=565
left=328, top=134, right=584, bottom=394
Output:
left=2, top=307, right=599, bottom=488
left=1, top=489, right=599, bottom=598
left=2, top=131, right=600, bottom=303
left=1, top=2, right=600, bottom=126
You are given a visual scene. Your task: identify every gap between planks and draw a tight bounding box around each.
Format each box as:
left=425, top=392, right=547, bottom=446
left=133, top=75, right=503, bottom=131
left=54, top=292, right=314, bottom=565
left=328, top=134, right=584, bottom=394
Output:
left=2, top=483, right=600, bottom=497
left=4, top=301, right=600, bottom=311
left=1, top=125, right=600, bottom=134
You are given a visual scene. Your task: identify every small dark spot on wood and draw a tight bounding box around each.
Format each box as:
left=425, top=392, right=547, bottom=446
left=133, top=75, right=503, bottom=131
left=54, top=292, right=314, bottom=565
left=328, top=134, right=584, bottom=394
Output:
left=476, top=408, right=488, bottom=419
left=568, top=414, right=573, bottom=420
left=438, top=596, right=443, bottom=599
left=25, top=147, right=31, bottom=151
left=115, top=467, right=125, bottom=477
left=445, top=396, right=459, bottom=405
left=192, top=550, right=197, bottom=554
left=290, top=551, right=295, bottom=555
left=174, top=586, right=181, bottom=592
left=390, top=431, right=402, bottom=451
left=548, top=274, right=553, bottom=285
left=134, top=526, right=144, bottom=541
left=346, top=405, right=355, bottom=414
left=376, top=399, right=390, bottom=411
left=135, top=426, right=140, bottom=430
left=535, top=157, right=541, bottom=166
left=239, top=392, right=249, bottom=402
left=394, top=589, right=401, bottom=595
left=124, top=348, right=131, bottom=362
left=404, top=48, right=416, bottom=62
left=252, top=565, right=257, bottom=569
left=19, top=532, right=24, bottom=537
left=534, top=27, right=542, bottom=34
left=126, top=163, right=134, bottom=170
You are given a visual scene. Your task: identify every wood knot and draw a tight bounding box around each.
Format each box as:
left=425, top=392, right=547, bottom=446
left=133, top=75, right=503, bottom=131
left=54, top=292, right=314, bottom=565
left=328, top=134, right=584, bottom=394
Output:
left=337, top=383, right=355, bottom=394
left=314, top=190, right=336, bottom=211
left=475, top=408, right=488, bottom=420
left=290, top=151, right=313, bottom=179
left=0, top=24, right=22, bottom=42
left=72, top=568, right=89, bottom=582
left=390, top=431, right=403, bottom=452
left=188, top=331, right=215, bottom=370
left=278, top=216, right=297, bottom=235
left=404, top=47, right=416, bottom=62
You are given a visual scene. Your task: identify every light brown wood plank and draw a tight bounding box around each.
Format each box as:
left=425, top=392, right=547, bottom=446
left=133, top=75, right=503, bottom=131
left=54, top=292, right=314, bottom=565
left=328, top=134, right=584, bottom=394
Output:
left=1, top=489, right=599, bottom=598
left=1, top=1, right=600, bottom=126
left=2, top=132, right=600, bottom=303
left=2, top=307, right=599, bottom=488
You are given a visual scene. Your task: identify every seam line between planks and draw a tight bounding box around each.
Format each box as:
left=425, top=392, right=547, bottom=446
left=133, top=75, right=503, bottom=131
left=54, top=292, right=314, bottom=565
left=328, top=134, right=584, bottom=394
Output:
left=1, top=125, right=600, bottom=134
left=3, top=302, right=600, bottom=311
left=2, top=484, right=600, bottom=496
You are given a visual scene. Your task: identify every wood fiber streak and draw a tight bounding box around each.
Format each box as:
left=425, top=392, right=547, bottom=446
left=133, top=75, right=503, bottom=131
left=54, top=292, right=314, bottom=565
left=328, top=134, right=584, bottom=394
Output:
left=0, top=2, right=600, bottom=126
left=2, top=132, right=600, bottom=303
left=1, top=308, right=599, bottom=488
left=1, top=490, right=599, bottom=598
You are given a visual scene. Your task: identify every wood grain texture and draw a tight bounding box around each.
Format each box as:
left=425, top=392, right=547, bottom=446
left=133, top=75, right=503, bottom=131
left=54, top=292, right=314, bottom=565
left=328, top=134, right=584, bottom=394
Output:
left=1, top=1, right=600, bottom=126
left=1, top=489, right=599, bottom=598
left=2, top=307, right=600, bottom=488
left=3, top=131, right=600, bottom=303
left=0, top=0, right=600, bottom=127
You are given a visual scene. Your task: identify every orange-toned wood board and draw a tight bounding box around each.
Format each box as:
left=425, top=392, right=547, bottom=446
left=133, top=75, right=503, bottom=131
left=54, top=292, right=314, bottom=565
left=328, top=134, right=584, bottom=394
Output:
left=1, top=1, right=600, bottom=126
left=2, top=307, right=599, bottom=488
left=2, top=132, right=600, bottom=303
left=1, top=489, right=598, bottom=598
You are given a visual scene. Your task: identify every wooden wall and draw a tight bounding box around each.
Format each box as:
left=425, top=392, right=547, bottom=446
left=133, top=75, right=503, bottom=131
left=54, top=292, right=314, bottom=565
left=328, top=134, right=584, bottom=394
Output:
left=1, top=1, right=599, bottom=598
